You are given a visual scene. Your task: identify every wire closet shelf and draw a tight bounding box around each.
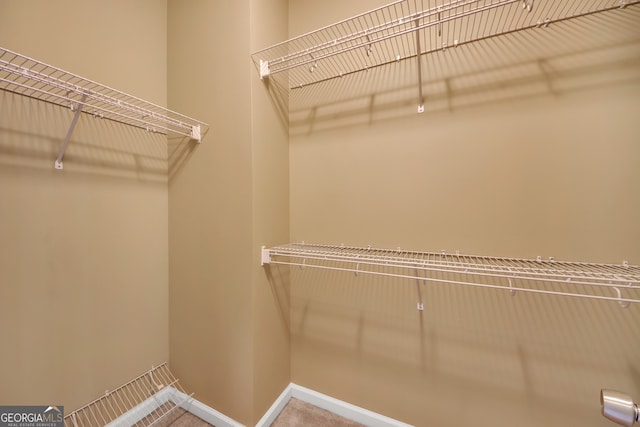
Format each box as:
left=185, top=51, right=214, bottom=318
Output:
left=261, top=243, right=640, bottom=307
left=0, top=46, right=208, bottom=168
left=251, top=0, right=640, bottom=102
left=64, top=363, right=193, bottom=427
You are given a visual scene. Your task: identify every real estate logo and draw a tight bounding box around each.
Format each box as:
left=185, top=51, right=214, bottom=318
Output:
left=0, top=406, right=64, bottom=427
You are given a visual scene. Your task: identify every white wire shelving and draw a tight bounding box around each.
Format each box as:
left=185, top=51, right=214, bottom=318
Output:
left=0, top=46, right=208, bottom=169
left=251, top=0, right=640, bottom=112
left=261, top=243, right=640, bottom=308
left=64, top=363, right=194, bottom=427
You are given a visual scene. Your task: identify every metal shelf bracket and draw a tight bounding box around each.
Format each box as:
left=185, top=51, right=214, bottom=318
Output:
left=415, top=19, right=425, bottom=114
left=261, top=245, right=271, bottom=266
left=259, top=60, right=270, bottom=80
left=191, top=124, right=202, bottom=143
left=54, top=93, right=87, bottom=170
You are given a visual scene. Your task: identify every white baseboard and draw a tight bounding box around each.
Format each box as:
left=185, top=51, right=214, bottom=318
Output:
left=104, top=382, right=411, bottom=427
left=105, top=386, right=245, bottom=427
left=171, top=388, right=245, bottom=427
left=256, top=383, right=414, bottom=427
left=255, top=384, right=294, bottom=427
left=104, top=387, right=172, bottom=427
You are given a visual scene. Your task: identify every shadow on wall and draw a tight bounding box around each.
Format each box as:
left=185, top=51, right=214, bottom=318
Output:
left=264, top=262, right=292, bottom=331
left=259, top=71, right=290, bottom=130
left=266, top=263, right=640, bottom=425
left=254, top=6, right=640, bottom=136
left=168, top=132, right=204, bottom=182
left=0, top=91, right=201, bottom=182
left=290, top=39, right=640, bottom=136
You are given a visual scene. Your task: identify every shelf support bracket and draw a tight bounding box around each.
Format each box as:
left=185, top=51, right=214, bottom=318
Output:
left=414, top=20, right=425, bottom=113
left=259, top=60, right=270, bottom=80
left=55, top=93, right=87, bottom=170
left=415, top=268, right=425, bottom=310
left=190, top=124, right=202, bottom=143
left=261, top=246, right=271, bottom=266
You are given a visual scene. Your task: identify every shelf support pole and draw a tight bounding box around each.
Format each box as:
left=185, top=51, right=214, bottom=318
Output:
left=55, top=93, right=87, bottom=170
left=415, top=20, right=425, bottom=113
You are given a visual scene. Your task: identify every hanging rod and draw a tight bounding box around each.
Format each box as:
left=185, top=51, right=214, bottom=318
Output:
left=64, top=363, right=194, bottom=427
left=0, top=46, right=208, bottom=169
left=261, top=243, right=640, bottom=307
left=252, top=0, right=640, bottom=93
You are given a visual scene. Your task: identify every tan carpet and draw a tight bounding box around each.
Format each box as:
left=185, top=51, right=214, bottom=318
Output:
left=130, top=397, right=365, bottom=426
left=133, top=403, right=214, bottom=427
left=270, top=398, right=365, bottom=427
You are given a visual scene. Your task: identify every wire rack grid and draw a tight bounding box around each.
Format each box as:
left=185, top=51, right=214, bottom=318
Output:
left=64, top=363, right=194, bottom=427
left=262, top=243, right=640, bottom=306
left=0, top=47, right=207, bottom=141
left=251, top=0, right=640, bottom=91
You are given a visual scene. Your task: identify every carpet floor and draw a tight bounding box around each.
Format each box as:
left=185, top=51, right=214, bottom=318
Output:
left=270, top=398, right=365, bottom=427
left=131, top=397, right=366, bottom=426
left=132, top=403, right=214, bottom=427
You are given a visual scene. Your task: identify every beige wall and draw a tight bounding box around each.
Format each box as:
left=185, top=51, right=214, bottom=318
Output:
left=250, top=0, right=291, bottom=421
left=0, top=0, right=169, bottom=412
left=167, top=0, right=253, bottom=422
left=0, top=0, right=290, bottom=422
left=288, top=1, right=640, bottom=426
left=168, top=0, right=290, bottom=424
left=3, top=1, right=638, bottom=425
